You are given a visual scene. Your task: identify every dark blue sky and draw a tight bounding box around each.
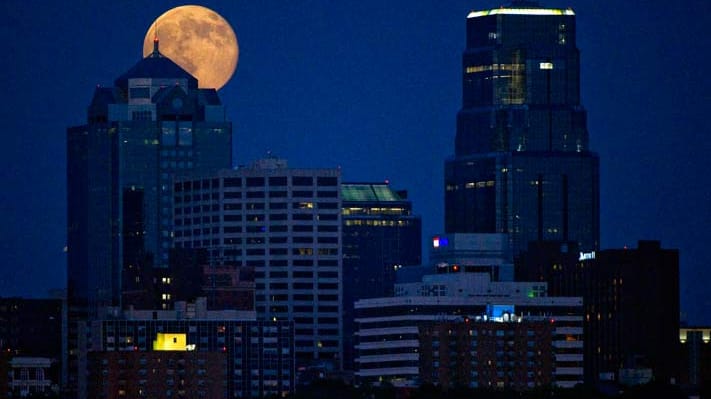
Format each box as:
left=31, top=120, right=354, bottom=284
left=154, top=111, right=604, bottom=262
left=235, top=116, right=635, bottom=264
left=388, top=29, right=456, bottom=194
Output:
left=1, top=1, right=709, bottom=323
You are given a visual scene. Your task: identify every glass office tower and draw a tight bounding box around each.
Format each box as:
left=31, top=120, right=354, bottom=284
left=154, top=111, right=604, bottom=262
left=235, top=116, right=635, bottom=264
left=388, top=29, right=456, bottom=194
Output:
left=66, top=41, right=231, bottom=398
left=68, top=40, right=232, bottom=314
left=445, top=2, right=599, bottom=255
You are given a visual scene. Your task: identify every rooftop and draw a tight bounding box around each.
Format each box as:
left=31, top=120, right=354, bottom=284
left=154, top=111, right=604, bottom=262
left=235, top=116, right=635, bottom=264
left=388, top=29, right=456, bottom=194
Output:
left=341, top=183, right=404, bottom=202
left=467, top=7, right=574, bottom=19
left=114, top=41, right=198, bottom=90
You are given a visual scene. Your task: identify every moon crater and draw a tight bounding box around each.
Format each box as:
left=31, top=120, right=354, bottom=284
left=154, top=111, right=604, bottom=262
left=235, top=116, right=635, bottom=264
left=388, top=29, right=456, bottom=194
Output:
left=143, top=5, right=238, bottom=90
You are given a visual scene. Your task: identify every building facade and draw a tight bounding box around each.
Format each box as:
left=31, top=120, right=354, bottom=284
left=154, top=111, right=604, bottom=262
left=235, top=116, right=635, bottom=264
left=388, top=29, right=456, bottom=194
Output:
left=0, top=298, right=63, bottom=361
left=89, top=351, right=227, bottom=399
left=341, top=182, right=422, bottom=370
left=354, top=273, right=583, bottom=388
left=444, top=3, right=599, bottom=256
left=419, top=318, right=554, bottom=390
left=429, top=233, right=514, bottom=281
left=517, top=240, right=585, bottom=296
left=519, top=240, right=680, bottom=383
left=680, top=327, right=711, bottom=389
left=67, top=40, right=232, bottom=314
left=173, top=158, right=343, bottom=370
left=6, top=357, right=56, bottom=398
left=88, top=301, right=294, bottom=398
left=584, top=241, right=680, bottom=384
left=66, top=41, right=232, bottom=399
left=0, top=297, right=63, bottom=393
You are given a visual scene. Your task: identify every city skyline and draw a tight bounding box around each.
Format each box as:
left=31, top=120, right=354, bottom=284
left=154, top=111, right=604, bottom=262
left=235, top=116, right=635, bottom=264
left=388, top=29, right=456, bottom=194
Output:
left=0, top=0, right=709, bottom=324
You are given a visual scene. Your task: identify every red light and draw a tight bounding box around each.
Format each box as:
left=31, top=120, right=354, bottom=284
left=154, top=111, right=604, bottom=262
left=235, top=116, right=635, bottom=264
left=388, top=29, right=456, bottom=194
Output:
left=550, top=319, right=555, bottom=324
left=222, top=346, right=227, bottom=352
left=133, top=346, right=138, bottom=351
left=452, top=265, right=459, bottom=272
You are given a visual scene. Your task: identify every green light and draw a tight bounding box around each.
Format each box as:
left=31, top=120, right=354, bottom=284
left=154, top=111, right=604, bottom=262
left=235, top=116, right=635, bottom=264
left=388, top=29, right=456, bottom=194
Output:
left=341, top=183, right=402, bottom=202
left=527, top=291, right=535, bottom=298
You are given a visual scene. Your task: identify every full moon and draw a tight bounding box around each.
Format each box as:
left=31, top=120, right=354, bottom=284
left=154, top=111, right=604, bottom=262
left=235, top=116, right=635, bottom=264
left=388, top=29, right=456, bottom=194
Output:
left=143, top=5, right=238, bottom=90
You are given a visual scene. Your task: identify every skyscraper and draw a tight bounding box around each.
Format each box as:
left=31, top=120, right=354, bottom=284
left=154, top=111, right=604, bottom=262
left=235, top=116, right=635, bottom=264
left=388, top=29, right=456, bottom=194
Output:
left=444, top=2, right=599, bottom=256
left=67, top=39, right=232, bottom=312
left=66, top=40, right=232, bottom=398
left=341, top=182, right=422, bottom=370
left=172, top=158, right=343, bottom=370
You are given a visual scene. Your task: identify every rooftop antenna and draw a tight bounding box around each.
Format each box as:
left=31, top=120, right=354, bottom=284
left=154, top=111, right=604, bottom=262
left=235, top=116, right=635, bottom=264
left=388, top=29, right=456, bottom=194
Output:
left=150, top=22, right=161, bottom=58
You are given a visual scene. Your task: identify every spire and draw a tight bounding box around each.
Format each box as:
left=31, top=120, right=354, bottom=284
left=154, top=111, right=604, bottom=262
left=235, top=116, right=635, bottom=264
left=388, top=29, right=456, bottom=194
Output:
left=149, top=25, right=162, bottom=58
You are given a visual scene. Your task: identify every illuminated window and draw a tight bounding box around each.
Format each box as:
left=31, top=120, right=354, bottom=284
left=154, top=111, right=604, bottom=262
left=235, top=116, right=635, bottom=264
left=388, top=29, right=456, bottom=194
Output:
left=539, top=62, right=554, bottom=70
left=466, top=63, right=524, bottom=74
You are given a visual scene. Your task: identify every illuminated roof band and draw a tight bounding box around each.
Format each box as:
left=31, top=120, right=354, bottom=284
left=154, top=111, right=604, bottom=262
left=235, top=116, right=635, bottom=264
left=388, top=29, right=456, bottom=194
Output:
left=341, top=183, right=403, bottom=202
left=467, top=8, right=575, bottom=18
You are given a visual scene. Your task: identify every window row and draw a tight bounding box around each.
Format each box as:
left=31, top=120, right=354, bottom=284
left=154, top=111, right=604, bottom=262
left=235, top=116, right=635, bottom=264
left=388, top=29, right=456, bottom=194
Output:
left=222, top=176, right=339, bottom=188
left=174, top=224, right=339, bottom=237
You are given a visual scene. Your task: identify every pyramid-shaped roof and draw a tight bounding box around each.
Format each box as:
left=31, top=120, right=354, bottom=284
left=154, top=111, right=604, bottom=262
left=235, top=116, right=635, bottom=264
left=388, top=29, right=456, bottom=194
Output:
left=114, top=40, right=198, bottom=91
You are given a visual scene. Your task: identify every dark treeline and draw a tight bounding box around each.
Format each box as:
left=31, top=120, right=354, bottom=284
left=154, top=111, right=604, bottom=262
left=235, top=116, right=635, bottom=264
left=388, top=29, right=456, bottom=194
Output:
left=279, top=379, right=691, bottom=399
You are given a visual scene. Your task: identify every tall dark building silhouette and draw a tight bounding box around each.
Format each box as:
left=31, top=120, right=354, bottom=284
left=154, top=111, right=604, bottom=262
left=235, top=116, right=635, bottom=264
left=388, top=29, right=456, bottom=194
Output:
left=519, top=240, right=680, bottom=384
left=445, top=2, right=599, bottom=256
left=0, top=297, right=63, bottom=392
left=66, top=40, right=232, bottom=398
left=586, top=242, right=680, bottom=385
left=340, top=182, right=422, bottom=370
left=679, top=326, right=711, bottom=389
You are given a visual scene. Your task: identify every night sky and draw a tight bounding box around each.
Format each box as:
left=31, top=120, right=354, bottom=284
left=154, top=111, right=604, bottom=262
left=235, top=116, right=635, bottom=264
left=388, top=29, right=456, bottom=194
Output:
left=1, top=1, right=709, bottom=323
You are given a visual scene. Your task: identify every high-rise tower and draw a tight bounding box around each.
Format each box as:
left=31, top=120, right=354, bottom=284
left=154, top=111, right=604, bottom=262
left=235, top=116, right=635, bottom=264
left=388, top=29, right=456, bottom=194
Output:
left=68, top=39, right=232, bottom=313
left=172, top=158, right=343, bottom=371
left=66, top=40, right=232, bottom=398
left=340, top=182, right=422, bottom=370
left=445, top=2, right=599, bottom=255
